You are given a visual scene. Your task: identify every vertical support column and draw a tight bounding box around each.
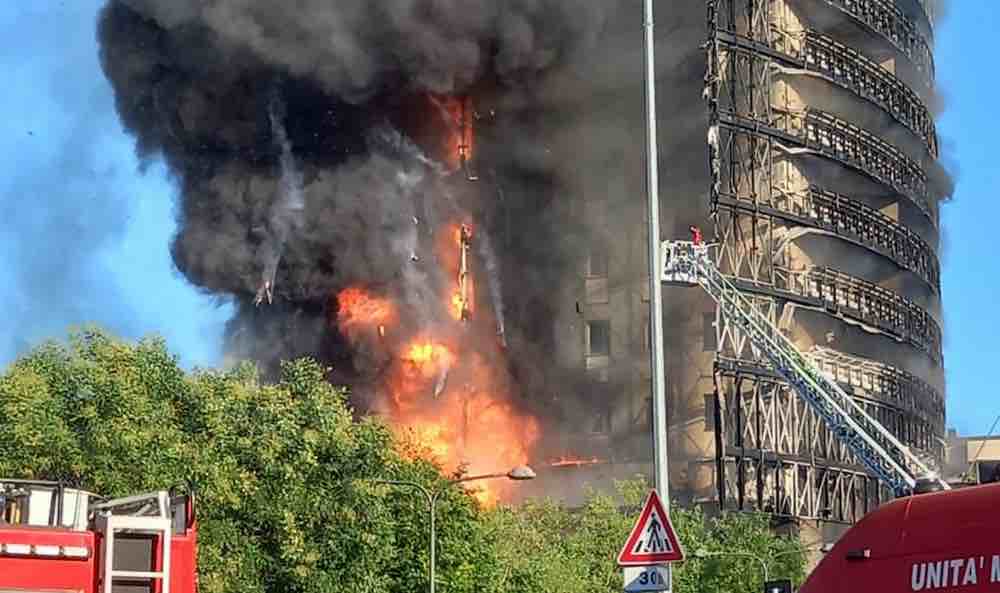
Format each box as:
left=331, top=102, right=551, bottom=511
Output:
left=99, top=513, right=114, bottom=593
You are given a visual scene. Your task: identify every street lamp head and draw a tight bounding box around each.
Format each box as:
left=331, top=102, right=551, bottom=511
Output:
left=506, top=465, right=536, bottom=481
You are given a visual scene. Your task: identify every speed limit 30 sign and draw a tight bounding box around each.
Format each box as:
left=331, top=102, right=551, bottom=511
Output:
left=624, top=565, right=671, bottom=592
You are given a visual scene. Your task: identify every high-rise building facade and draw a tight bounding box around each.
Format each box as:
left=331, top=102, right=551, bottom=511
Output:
left=529, top=0, right=947, bottom=547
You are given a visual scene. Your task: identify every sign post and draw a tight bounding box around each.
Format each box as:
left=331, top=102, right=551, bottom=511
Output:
left=618, top=490, right=684, bottom=592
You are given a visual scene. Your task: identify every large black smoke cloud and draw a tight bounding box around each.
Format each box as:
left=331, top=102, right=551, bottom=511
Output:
left=95, top=0, right=661, bottom=436
left=113, top=0, right=607, bottom=101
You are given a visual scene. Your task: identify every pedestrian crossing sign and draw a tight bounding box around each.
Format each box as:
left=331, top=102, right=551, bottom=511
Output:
left=617, top=490, right=684, bottom=566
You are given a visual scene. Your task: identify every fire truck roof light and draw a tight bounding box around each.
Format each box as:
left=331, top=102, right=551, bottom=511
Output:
left=61, top=545, right=90, bottom=558
left=0, top=543, right=91, bottom=559
left=3, top=543, right=31, bottom=555
left=34, top=544, right=60, bottom=556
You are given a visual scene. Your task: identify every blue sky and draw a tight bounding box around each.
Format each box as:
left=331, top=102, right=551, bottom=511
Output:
left=936, top=2, right=997, bottom=436
left=0, top=2, right=232, bottom=369
left=0, top=3, right=994, bottom=434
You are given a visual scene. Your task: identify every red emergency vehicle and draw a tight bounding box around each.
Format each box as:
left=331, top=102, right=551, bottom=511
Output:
left=0, top=479, right=198, bottom=593
left=800, top=481, right=1000, bottom=593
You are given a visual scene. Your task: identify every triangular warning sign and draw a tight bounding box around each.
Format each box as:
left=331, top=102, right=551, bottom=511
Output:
left=617, top=490, right=684, bottom=566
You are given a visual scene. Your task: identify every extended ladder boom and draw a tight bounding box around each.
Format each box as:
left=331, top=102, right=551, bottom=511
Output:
left=661, top=240, right=947, bottom=496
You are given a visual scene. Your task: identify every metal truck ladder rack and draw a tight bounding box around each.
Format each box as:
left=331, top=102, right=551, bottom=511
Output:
left=661, top=240, right=948, bottom=496
left=94, top=490, right=172, bottom=593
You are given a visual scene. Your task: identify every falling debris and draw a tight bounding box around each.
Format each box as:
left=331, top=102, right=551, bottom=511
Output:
left=254, top=281, right=273, bottom=307
left=433, top=366, right=450, bottom=398
left=255, top=88, right=305, bottom=305
left=477, top=226, right=506, bottom=343
left=456, top=223, right=473, bottom=322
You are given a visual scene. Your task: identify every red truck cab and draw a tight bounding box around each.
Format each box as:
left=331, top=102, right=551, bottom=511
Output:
left=800, top=482, right=1000, bottom=593
left=0, top=479, right=198, bottom=593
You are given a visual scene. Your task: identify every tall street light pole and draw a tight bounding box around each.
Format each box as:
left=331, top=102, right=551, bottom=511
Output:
left=642, top=0, right=671, bottom=535
left=373, top=465, right=536, bottom=593
left=643, top=0, right=672, bottom=586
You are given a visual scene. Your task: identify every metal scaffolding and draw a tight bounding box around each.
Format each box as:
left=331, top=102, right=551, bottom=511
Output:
left=817, top=0, right=935, bottom=85
left=715, top=187, right=940, bottom=291
left=713, top=112, right=934, bottom=223
left=714, top=17, right=937, bottom=155
left=704, top=0, right=945, bottom=524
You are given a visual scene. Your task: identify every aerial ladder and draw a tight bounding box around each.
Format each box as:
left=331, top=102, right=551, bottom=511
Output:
left=660, top=237, right=949, bottom=497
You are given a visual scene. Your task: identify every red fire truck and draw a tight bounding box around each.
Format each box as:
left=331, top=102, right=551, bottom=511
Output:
left=800, top=480, right=1000, bottom=593
left=0, top=479, right=198, bottom=593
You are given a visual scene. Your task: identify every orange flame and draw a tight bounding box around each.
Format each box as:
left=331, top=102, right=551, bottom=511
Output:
left=402, top=341, right=455, bottom=378
left=396, top=394, right=540, bottom=507
left=427, top=94, right=474, bottom=170
left=548, top=456, right=605, bottom=468
left=338, top=198, right=544, bottom=506
left=389, top=338, right=540, bottom=507
left=336, top=287, right=396, bottom=338
left=451, top=293, right=466, bottom=320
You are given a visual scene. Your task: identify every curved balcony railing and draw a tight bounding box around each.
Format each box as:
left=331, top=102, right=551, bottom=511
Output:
left=806, top=186, right=940, bottom=289
left=715, top=29, right=936, bottom=156
left=731, top=265, right=943, bottom=363
left=816, top=0, right=934, bottom=86
left=803, top=32, right=936, bottom=155
left=717, top=110, right=936, bottom=226
left=916, top=0, right=936, bottom=26
left=801, top=110, right=931, bottom=216
left=716, top=186, right=940, bottom=292
left=809, top=346, right=944, bottom=434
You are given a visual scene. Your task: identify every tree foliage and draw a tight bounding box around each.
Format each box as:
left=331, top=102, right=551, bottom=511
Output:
left=0, top=328, right=806, bottom=593
left=483, top=479, right=807, bottom=593
left=0, top=329, right=491, bottom=593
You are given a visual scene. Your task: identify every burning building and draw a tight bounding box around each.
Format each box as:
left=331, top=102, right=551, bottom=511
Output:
left=96, top=0, right=950, bottom=539
left=690, top=0, right=949, bottom=547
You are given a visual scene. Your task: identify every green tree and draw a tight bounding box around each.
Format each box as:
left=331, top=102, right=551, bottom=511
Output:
left=482, top=478, right=807, bottom=593
left=0, top=328, right=806, bottom=593
left=0, top=329, right=497, bottom=593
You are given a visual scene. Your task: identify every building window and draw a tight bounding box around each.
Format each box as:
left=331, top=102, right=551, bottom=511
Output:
left=587, top=320, right=611, bottom=356
left=704, top=394, right=716, bottom=432
left=587, top=249, right=609, bottom=277
left=703, top=312, right=717, bottom=352
left=978, top=461, right=1000, bottom=484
